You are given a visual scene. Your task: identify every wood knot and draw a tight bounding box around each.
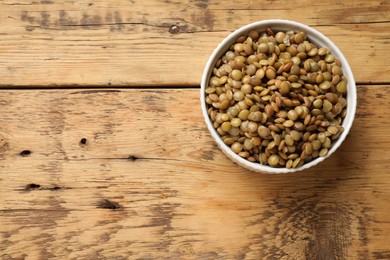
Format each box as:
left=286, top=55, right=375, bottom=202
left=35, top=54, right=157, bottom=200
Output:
left=169, top=25, right=180, bottom=34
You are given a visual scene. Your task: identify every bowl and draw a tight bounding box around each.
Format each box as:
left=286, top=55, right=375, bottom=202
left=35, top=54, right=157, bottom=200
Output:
left=200, top=19, right=356, bottom=174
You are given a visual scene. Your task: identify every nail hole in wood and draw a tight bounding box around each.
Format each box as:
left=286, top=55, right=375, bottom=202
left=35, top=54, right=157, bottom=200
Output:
left=80, top=138, right=87, bottom=146
left=128, top=155, right=139, bottom=161
left=169, top=25, right=180, bottom=34
left=20, top=150, right=31, bottom=157
left=97, top=199, right=121, bottom=210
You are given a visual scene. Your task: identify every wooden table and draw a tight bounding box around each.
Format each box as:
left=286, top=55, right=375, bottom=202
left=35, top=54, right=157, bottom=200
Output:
left=1, top=1, right=389, bottom=259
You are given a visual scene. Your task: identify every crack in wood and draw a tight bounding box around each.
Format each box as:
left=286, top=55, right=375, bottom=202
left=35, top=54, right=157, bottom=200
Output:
left=23, top=23, right=229, bottom=34
left=70, top=90, right=122, bottom=95
left=22, top=183, right=69, bottom=192
left=24, top=21, right=174, bottom=31
left=0, top=82, right=386, bottom=90
left=319, top=20, right=390, bottom=26
left=70, top=156, right=185, bottom=162
left=61, top=22, right=170, bottom=28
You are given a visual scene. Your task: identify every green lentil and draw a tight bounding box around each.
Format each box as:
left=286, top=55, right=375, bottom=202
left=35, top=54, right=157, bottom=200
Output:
left=312, top=140, right=322, bottom=150
left=248, top=111, right=263, bottom=122
left=231, top=142, right=243, bottom=153
left=286, top=159, right=293, bottom=168
left=244, top=138, right=254, bottom=150
left=283, top=120, right=294, bottom=128
left=238, top=110, right=250, bottom=120
left=319, top=81, right=332, bottom=90
left=325, top=54, right=335, bottom=63
left=337, top=81, right=347, bottom=94
left=323, top=138, right=332, bottom=148
left=333, top=103, right=343, bottom=115
left=268, top=155, right=280, bottom=167
left=292, top=158, right=301, bottom=168
left=290, top=130, right=301, bottom=141
left=221, top=122, right=232, bottom=132
left=248, top=121, right=258, bottom=132
left=332, top=65, right=342, bottom=75
left=258, top=126, right=271, bottom=139
left=233, top=91, right=244, bottom=101
left=323, top=100, right=333, bottom=113
left=280, top=81, right=290, bottom=95
left=313, top=99, right=323, bottom=109
left=287, top=110, right=299, bottom=121
left=327, top=125, right=339, bottom=135
left=232, top=70, right=243, bottom=80
left=231, top=118, right=242, bottom=127
left=221, top=114, right=229, bottom=121
left=305, top=142, right=313, bottom=155
left=318, top=47, right=328, bottom=56
left=223, top=137, right=235, bottom=145
left=319, top=148, right=328, bottom=157
left=285, top=134, right=294, bottom=146
left=248, top=30, right=260, bottom=41
left=266, top=68, right=276, bottom=79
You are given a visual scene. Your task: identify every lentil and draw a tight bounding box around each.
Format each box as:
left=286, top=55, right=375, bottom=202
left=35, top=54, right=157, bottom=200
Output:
left=268, top=155, right=280, bottom=167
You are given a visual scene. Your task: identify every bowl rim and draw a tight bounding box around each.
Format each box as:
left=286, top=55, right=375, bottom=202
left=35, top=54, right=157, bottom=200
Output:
left=201, top=19, right=357, bottom=174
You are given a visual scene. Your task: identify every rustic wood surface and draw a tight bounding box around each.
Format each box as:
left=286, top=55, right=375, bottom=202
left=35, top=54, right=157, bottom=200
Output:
left=1, top=0, right=390, bottom=259
left=1, top=86, right=390, bottom=259
left=0, top=0, right=389, bottom=87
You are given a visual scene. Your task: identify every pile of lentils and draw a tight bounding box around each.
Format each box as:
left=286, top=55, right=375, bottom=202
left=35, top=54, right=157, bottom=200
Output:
left=205, top=28, right=348, bottom=168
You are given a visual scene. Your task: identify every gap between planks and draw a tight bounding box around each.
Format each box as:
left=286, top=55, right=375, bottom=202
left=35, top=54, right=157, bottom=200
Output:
left=0, top=82, right=387, bottom=90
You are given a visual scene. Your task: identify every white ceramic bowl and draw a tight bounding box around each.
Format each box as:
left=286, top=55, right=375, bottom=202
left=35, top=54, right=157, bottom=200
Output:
left=201, top=20, right=356, bottom=174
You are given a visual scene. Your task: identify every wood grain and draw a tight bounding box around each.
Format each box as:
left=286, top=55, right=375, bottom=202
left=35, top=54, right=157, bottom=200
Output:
left=0, top=0, right=389, bottom=87
left=1, top=86, right=389, bottom=259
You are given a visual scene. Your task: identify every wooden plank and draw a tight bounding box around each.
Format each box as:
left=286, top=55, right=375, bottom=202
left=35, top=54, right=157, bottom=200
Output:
left=0, top=0, right=389, bottom=87
left=1, top=86, right=389, bottom=259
